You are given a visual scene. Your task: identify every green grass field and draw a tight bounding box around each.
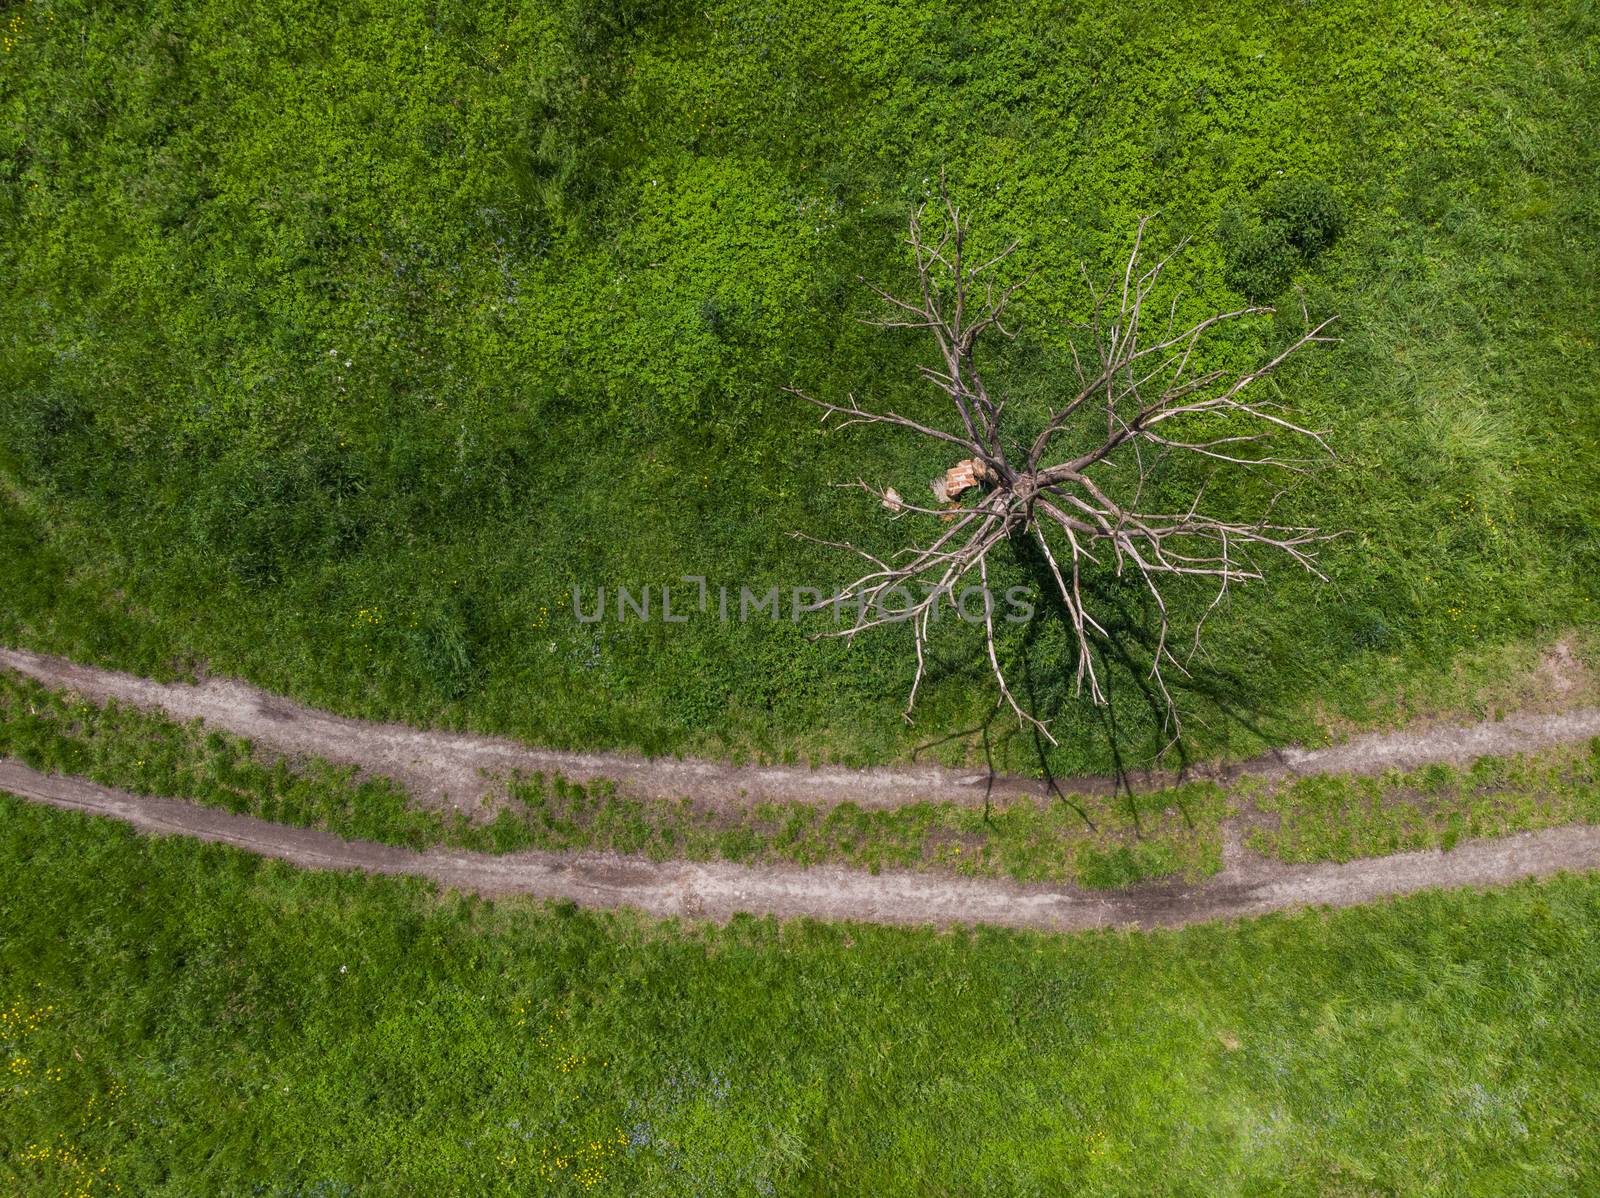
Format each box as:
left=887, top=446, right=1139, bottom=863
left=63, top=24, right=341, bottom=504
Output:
left=1, top=0, right=1597, bottom=774
left=4, top=4, right=1600, bottom=1190
left=2, top=797, right=1599, bottom=1195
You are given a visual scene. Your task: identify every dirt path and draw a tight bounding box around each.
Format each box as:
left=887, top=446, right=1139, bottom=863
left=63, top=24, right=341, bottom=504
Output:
left=5, top=758, right=1598, bottom=931
left=4, top=646, right=1600, bottom=813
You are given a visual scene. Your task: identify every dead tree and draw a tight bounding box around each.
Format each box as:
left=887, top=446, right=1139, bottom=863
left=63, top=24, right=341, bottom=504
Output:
left=788, top=183, right=1339, bottom=747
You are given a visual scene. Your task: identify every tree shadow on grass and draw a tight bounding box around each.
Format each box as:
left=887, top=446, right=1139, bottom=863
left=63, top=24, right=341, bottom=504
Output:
left=906, top=710, right=1012, bottom=826
left=1007, top=529, right=1291, bottom=834
left=900, top=529, right=1295, bottom=834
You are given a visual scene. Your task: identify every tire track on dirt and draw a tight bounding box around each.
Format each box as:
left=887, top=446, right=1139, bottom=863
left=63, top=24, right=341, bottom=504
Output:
left=6, top=759, right=1600, bottom=931
left=4, top=647, right=1600, bottom=812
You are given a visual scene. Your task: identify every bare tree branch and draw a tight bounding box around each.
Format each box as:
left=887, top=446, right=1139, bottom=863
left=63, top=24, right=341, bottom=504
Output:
left=790, top=182, right=1340, bottom=746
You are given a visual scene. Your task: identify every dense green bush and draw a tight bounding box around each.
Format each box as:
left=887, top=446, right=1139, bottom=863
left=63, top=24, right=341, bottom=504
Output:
left=1218, top=208, right=1299, bottom=301
left=1220, top=176, right=1346, bottom=300
left=1261, top=176, right=1345, bottom=257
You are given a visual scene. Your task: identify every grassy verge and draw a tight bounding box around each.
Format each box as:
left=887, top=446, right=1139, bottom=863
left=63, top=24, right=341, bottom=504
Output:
left=1244, top=745, right=1600, bottom=864
left=499, top=770, right=1224, bottom=886
left=3, top=797, right=1599, bottom=1194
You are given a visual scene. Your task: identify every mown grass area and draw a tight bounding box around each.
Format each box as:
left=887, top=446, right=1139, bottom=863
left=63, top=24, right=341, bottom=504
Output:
left=7, top=670, right=1600, bottom=892
left=2, top=797, right=1599, bottom=1194
left=498, top=771, right=1226, bottom=886
left=1, top=0, right=1596, bottom=775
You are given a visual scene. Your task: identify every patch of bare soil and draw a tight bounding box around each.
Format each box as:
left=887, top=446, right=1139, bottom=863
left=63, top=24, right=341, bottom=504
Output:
left=5, top=759, right=1599, bottom=931
left=1536, top=637, right=1594, bottom=702
left=5, top=647, right=1600, bottom=815
left=1263, top=706, right=1600, bottom=777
